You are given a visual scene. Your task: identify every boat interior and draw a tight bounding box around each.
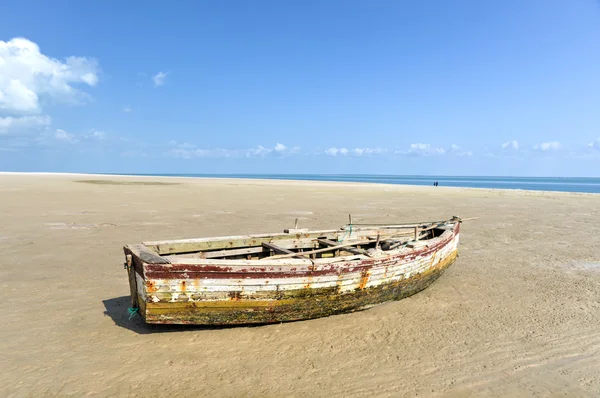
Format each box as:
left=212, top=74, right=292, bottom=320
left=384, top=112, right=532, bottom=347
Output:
left=140, top=219, right=457, bottom=262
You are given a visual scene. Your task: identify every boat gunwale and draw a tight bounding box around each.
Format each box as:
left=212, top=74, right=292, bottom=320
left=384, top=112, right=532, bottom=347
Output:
left=141, top=221, right=453, bottom=248
left=130, top=223, right=459, bottom=268
left=167, top=229, right=454, bottom=266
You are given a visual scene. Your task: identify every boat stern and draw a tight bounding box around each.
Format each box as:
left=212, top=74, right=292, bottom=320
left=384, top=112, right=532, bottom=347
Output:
left=122, top=244, right=154, bottom=322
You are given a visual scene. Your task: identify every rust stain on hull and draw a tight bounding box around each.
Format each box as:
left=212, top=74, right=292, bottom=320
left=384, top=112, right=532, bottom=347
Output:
left=141, top=250, right=458, bottom=325
left=358, top=270, right=370, bottom=290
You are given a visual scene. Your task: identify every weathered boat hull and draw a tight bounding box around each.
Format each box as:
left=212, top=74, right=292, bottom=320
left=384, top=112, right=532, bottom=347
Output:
left=124, top=222, right=460, bottom=325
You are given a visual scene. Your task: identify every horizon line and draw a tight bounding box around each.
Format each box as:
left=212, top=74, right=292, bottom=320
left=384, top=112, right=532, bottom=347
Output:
left=1, top=171, right=599, bottom=179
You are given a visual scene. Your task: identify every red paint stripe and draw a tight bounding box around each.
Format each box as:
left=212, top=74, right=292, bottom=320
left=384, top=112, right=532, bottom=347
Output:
left=142, top=227, right=457, bottom=280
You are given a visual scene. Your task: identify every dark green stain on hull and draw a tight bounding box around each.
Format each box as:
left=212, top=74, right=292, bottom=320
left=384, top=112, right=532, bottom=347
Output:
left=142, top=250, right=458, bottom=325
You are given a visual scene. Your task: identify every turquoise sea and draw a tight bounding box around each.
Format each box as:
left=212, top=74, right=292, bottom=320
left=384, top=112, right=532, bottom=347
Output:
left=127, top=174, right=600, bottom=194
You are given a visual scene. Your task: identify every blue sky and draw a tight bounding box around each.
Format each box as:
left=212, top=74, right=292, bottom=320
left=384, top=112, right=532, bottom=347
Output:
left=1, top=1, right=599, bottom=176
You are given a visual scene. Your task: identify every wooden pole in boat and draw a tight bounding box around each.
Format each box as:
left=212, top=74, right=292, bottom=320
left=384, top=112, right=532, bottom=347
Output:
left=414, top=226, right=419, bottom=241
left=348, top=214, right=353, bottom=225
left=271, top=240, right=373, bottom=259
left=351, top=216, right=479, bottom=227
left=294, top=218, right=299, bottom=229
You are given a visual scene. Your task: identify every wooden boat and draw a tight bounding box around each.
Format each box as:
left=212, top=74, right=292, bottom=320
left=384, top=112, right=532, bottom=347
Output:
left=123, top=215, right=465, bottom=325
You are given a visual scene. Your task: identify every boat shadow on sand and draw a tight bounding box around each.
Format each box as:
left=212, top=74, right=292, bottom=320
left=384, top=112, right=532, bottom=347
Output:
left=102, top=296, right=306, bottom=334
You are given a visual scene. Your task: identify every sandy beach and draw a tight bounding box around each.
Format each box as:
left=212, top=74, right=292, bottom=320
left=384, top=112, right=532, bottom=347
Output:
left=1, top=173, right=600, bottom=397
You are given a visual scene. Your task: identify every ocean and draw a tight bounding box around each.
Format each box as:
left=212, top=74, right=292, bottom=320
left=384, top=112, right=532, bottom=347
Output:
left=127, top=174, right=600, bottom=194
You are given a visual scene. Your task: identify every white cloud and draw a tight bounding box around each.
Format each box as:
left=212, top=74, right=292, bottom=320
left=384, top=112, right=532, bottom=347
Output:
left=169, top=148, right=216, bottom=159
left=325, top=147, right=383, bottom=156
left=168, top=140, right=194, bottom=149
left=587, top=138, right=600, bottom=151
left=247, top=143, right=299, bottom=157
left=153, top=72, right=167, bottom=87
left=84, top=129, right=105, bottom=140
left=325, top=147, right=347, bottom=156
left=0, top=115, right=51, bottom=133
left=123, top=105, right=133, bottom=113
left=248, top=145, right=271, bottom=157
left=352, top=147, right=384, bottom=156
left=280, top=142, right=469, bottom=158
left=449, top=143, right=473, bottom=157
left=0, top=37, right=99, bottom=114
left=501, top=140, right=519, bottom=150
left=413, top=143, right=445, bottom=154
left=54, top=129, right=78, bottom=143
left=397, top=143, right=445, bottom=156
left=168, top=143, right=298, bottom=159
left=534, top=141, right=560, bottom=151
left=30, top=128, right=110, bottom=147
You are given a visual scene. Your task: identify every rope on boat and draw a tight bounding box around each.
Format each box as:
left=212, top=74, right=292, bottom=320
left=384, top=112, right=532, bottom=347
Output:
left=127, top=307, right=139, bottom=319
left=338, top=223, right=353, bottom=242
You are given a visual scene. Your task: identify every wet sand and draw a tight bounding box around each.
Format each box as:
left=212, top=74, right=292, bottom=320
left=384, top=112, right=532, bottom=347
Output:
left=1, top=173, right=600, bottom=397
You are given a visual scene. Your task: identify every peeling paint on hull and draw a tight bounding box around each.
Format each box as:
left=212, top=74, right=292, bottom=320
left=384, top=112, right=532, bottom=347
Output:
left=145, top=250, right=457, bottom=325
left=124, top=223, right=461, bottom=325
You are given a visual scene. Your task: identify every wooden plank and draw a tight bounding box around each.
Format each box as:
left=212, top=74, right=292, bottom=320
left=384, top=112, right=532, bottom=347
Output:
left=262, top=242, right=308, bottom=259
left=125, top=255, right=138, bottom=308
left=143, top=229, right=341, bottom=255
left=144, top=233, right=320, bottom=255
left=377, top=224, right=438, bottom=244
left=262, top=242, right=294, bottom=254
left=142, top=220, right=455, bottom=255
left=157, top=225, right=447, bottom=262
left=125, top=244, right=170, bottom=264
left=347, top=218, right=453, bottom=227
left=389, top=231, right=431, bottom=250
left=167, top=246, right=266, bottom=260
left=317, top=239, right=368, bottom=256
left=205, top=246, right=265, bottom=258
left=270, top=239, right=373, bottom=260
left=147, top=228, right=457, bottom=266
left=145, top=229, right=381, bottom=255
